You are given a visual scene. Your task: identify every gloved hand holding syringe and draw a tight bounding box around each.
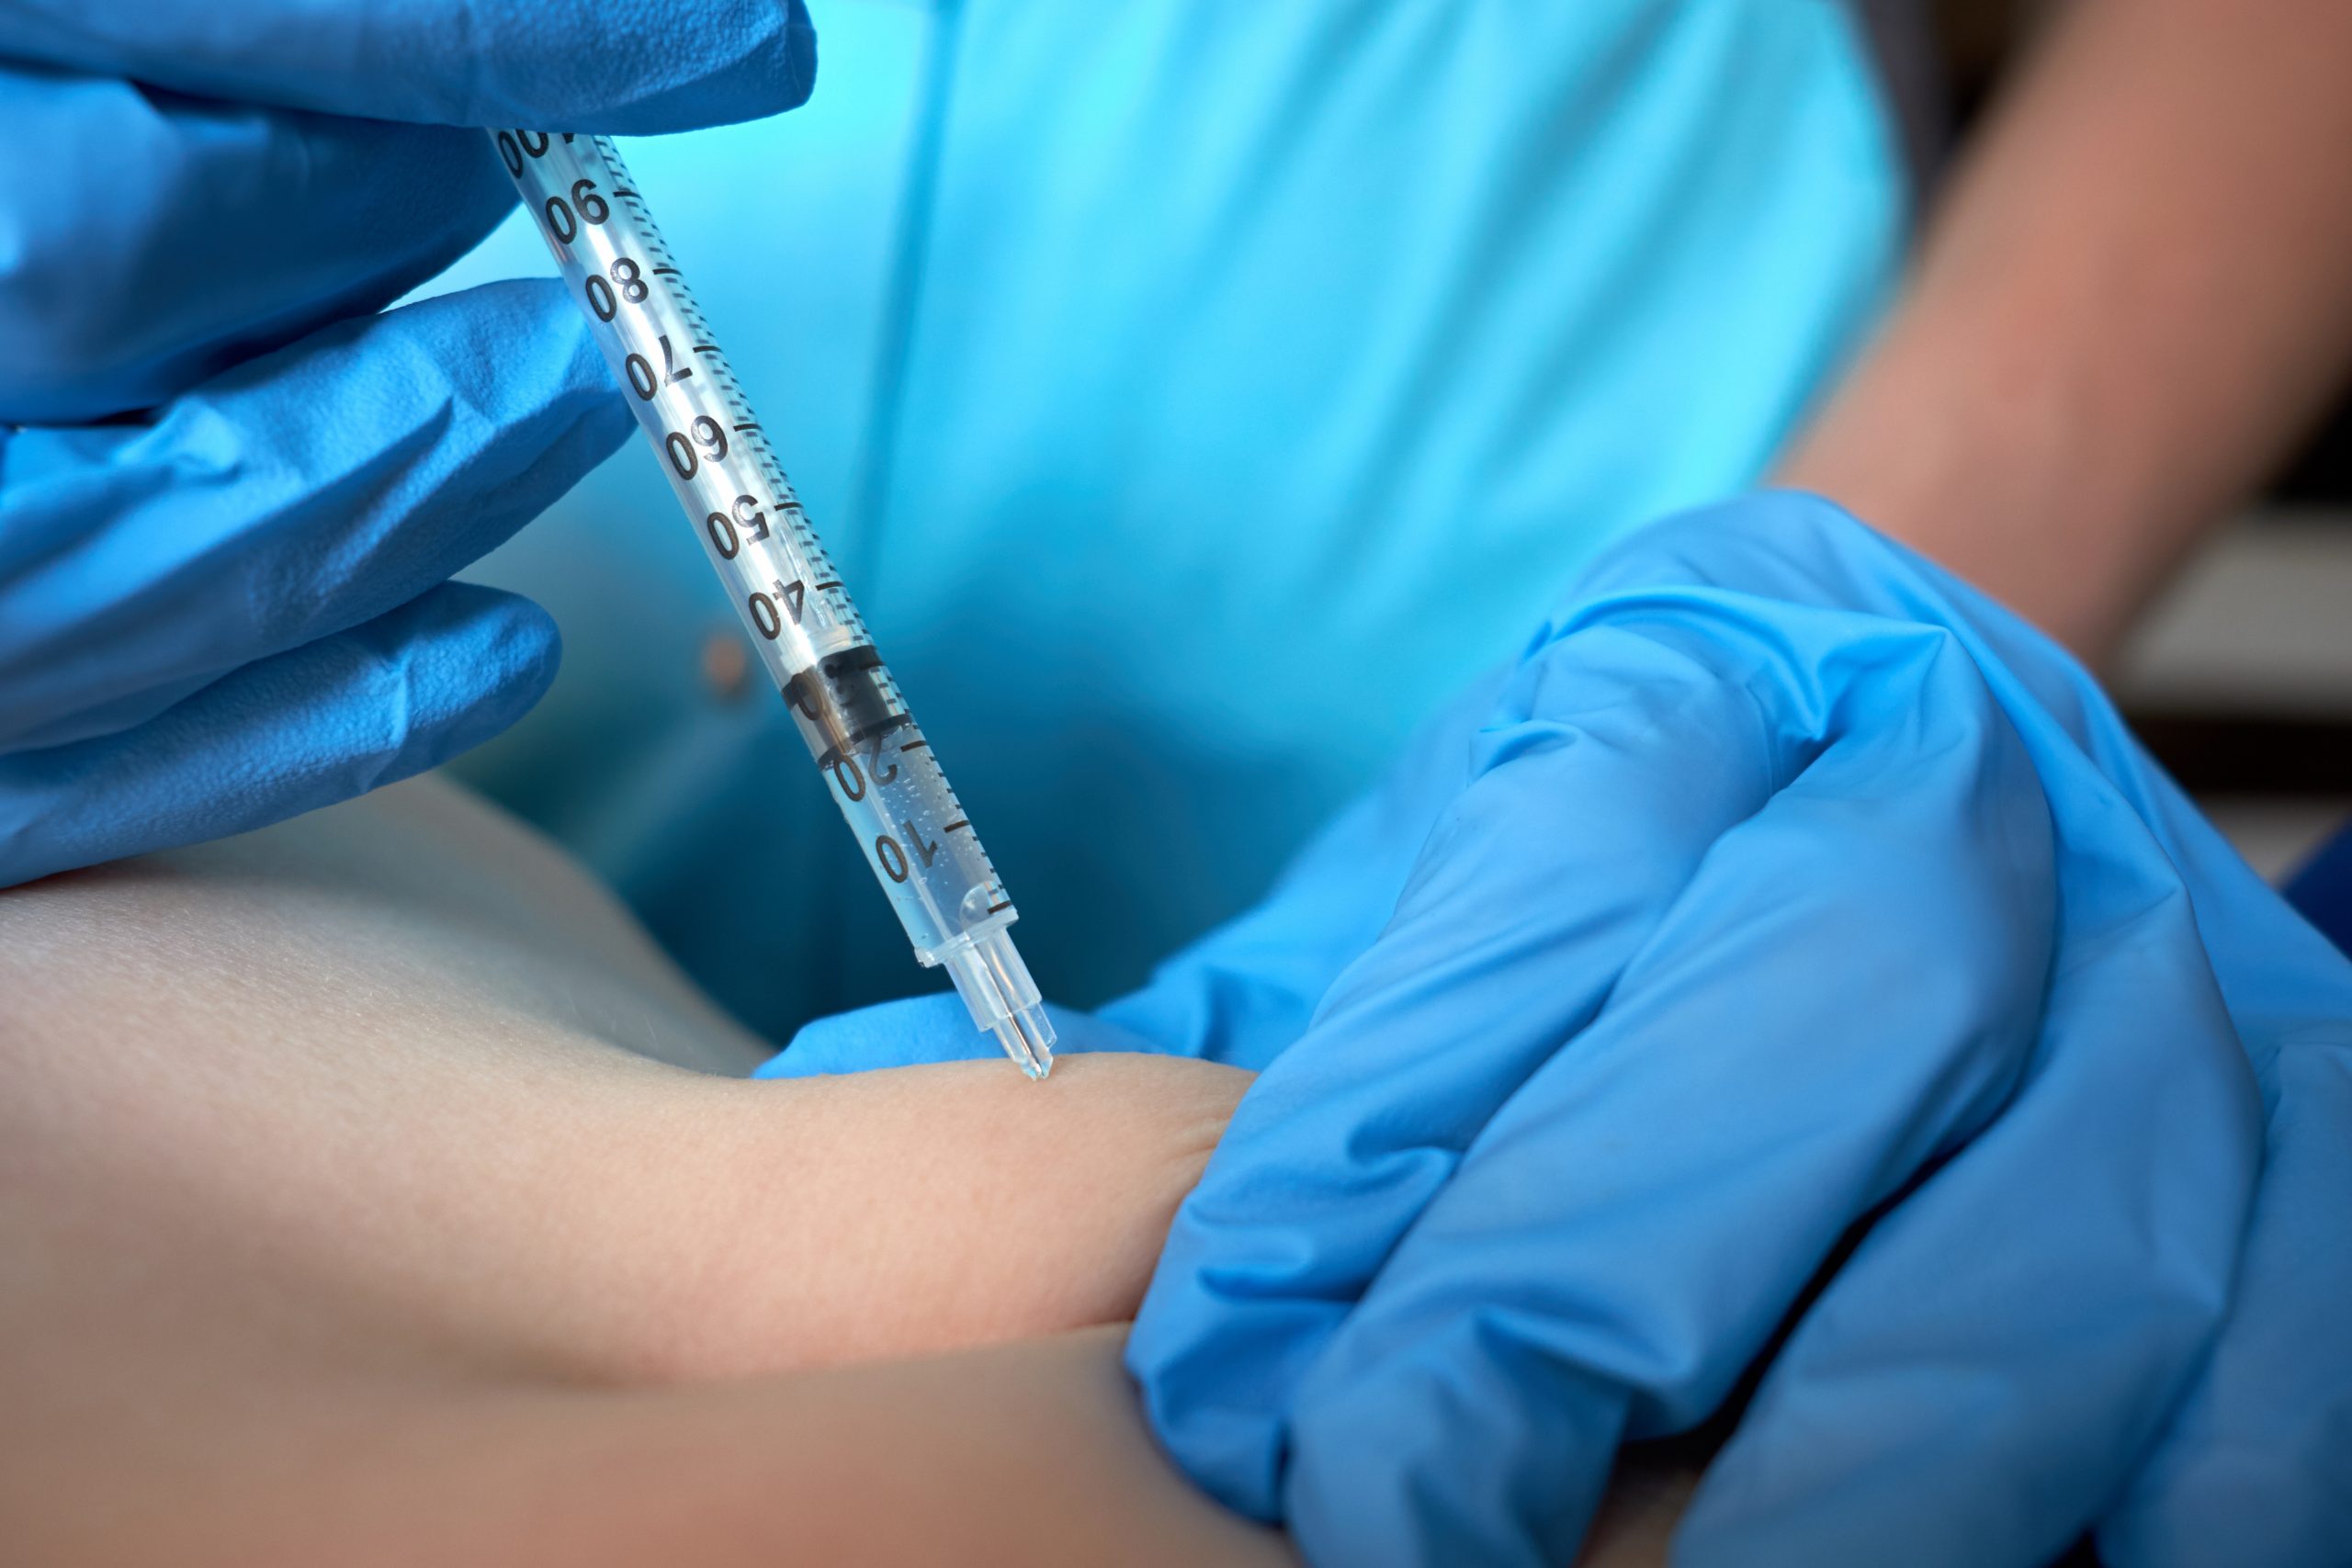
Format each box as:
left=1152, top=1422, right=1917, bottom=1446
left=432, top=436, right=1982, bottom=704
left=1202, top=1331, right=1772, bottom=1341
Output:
left=492, top=129, right=1054, bottom=1078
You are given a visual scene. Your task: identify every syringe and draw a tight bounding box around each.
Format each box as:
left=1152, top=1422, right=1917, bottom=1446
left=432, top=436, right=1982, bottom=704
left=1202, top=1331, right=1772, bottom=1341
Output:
left=491, top=129, right=1054, bottom=1079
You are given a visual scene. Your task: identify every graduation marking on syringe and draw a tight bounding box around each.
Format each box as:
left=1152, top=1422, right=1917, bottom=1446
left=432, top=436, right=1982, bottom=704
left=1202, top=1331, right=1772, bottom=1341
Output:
left=490, top=127, right=1057, bottom=1082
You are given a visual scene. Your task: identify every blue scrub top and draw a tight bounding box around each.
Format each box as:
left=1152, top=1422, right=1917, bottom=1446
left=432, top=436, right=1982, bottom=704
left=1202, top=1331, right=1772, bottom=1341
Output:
left=424, top=0, right=1909, bottom=1040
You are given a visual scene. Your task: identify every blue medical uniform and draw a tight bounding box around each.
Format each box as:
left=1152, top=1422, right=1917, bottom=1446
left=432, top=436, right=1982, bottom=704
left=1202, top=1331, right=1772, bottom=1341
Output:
left=423, top=0, right=1910, bottom=1039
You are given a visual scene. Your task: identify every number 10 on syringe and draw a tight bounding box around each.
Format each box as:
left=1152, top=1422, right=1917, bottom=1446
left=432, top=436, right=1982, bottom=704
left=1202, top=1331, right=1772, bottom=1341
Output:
left=492, top=129, right=1055, bottom=1079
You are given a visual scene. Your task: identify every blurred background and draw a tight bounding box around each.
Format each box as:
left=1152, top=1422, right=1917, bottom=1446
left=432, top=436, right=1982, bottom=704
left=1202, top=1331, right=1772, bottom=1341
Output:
left=1932, top=0, right=2352, bottom=876
left=416, top=0, right=2350, bottom=1041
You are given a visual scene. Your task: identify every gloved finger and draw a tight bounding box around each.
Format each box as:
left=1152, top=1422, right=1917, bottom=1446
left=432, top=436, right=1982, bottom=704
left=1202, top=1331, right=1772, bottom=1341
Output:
left=1127, top=595, right=1955, bottom=1520
left=1268, top=653, right=2054, bottom=1568
left=0, top=0, right=814, bottom=133
left=0, top=68, right=516, bottom=423
left=1670, top=806, right=2258, bottom=1568
left=0, top=278, right=629, bottom=752
left=2099, top=1018, right=2352, bottom=1566
left=0, top=581, right=558, bottom=886
left=2093, top=807, right=2352, bottom=1567
left=0, top=0, right=814, bottom=420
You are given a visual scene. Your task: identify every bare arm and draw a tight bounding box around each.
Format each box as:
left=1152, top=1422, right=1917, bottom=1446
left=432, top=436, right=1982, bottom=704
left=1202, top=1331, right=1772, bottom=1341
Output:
left=0, top=779, right=1247, bottom=1388
left=0, top=784, right=1693, bottom=1564
left=1779, top=0, right=2352, bottom=660
left=0, top=781, right=1267, bottom=1565
left=7, top=1323, right=1294, bottom=1568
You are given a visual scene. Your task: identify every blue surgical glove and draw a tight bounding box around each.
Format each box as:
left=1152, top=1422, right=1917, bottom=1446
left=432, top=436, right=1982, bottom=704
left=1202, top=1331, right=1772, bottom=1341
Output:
left=0, top=0, right=813, bottom=885
left=772, top=492, right=2350, bottom=1567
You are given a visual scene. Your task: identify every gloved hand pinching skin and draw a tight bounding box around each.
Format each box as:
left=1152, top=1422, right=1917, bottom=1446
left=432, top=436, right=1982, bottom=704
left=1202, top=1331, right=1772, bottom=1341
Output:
left=0, top=0, right=814, bottom=886
left=772, top=492, right=2350, bottom=1568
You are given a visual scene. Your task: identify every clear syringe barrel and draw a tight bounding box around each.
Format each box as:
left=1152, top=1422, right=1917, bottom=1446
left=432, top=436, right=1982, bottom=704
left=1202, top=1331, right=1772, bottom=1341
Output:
left=491, top=130, right=1053, bottom=1077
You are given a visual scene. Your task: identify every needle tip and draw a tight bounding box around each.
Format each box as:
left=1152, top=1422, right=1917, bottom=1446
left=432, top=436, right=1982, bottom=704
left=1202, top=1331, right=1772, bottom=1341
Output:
left=996, top=1003, right=1056, bottom=1080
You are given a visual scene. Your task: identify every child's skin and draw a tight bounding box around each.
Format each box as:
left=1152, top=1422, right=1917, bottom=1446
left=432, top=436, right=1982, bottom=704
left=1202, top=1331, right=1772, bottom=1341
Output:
left=0, top=777, right=1684, bottom=1565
